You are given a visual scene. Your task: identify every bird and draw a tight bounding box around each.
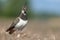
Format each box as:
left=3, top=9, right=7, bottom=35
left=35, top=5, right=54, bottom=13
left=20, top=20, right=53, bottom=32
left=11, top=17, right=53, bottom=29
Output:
left=6, top=4, right=28, bottom=34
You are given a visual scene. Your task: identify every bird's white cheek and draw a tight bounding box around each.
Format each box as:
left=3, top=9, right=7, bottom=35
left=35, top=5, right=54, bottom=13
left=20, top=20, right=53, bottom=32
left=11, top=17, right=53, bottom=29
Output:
left=22, top=10, right=24, bottom=13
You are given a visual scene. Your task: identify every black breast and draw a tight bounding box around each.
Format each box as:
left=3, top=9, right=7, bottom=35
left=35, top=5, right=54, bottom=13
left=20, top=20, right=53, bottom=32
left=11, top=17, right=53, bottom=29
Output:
left=20, top=13, right=28, bottom=20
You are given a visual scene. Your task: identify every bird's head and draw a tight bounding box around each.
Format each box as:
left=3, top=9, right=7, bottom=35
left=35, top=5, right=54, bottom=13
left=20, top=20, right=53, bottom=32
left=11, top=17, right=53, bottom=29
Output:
left=20, top=3, right=28, bottom=20
left=21, top=3, right=28, bottom=14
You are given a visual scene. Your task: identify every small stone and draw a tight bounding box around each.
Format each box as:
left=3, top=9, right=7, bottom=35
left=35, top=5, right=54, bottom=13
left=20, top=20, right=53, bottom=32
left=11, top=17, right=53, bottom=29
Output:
left=17, top=34, right=20, bottom=38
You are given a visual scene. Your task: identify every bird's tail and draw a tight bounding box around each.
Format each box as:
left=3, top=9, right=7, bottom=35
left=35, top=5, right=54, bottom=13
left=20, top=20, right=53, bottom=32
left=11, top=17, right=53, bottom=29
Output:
left=9, top=29, right=16, bottom=34
left=6, top=26, right=16, bottom=34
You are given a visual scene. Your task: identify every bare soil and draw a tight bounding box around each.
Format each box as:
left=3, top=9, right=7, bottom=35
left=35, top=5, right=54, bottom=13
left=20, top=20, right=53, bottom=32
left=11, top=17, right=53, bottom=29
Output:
left=0, top=18, right=60, bottom=40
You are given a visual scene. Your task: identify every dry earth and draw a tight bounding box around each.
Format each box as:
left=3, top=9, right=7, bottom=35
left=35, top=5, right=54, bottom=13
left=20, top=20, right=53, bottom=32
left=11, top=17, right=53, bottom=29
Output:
left=0, top=18, right=60, bottom=40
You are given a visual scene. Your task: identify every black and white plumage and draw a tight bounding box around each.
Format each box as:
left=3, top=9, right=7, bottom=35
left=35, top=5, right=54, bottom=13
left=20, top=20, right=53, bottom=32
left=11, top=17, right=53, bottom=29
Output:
left=6, top=5, right=28, bottom=34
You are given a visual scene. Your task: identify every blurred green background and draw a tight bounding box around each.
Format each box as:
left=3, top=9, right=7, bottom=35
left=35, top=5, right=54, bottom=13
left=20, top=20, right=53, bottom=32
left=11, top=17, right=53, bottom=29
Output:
left=0, top=0, right=34, bottom=19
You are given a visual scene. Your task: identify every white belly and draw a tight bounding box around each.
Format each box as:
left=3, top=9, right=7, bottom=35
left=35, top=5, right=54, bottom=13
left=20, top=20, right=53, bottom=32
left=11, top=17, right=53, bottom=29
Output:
left=15, top=18, right=28, bottom=28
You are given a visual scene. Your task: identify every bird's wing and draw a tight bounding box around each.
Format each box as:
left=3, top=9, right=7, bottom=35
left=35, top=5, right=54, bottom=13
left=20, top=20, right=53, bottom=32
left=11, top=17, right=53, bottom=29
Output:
left=10, top=17, right=20, bottom=27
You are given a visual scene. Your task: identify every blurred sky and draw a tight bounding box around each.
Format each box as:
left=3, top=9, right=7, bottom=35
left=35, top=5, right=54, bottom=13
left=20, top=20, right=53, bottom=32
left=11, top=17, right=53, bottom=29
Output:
left=30, top=0, right=60, bottom=14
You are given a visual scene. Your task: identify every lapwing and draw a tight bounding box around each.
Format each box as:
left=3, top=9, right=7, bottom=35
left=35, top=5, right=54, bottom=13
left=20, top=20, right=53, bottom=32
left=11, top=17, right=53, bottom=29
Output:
left=6, top=4, right=28, bottom=34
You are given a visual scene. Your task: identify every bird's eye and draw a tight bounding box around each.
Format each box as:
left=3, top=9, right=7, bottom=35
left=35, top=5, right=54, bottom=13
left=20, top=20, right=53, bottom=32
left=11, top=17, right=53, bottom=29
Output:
left=24, top=11, right=26, bottom=13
